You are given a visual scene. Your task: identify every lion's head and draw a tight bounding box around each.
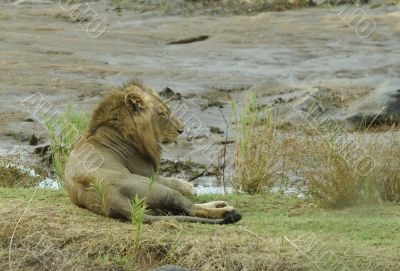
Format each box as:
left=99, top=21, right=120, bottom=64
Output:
left=87, top=80, right=183, bottom=167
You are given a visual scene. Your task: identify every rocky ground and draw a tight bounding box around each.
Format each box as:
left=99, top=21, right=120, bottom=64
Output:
left=0, top=0, right=399, bottom=188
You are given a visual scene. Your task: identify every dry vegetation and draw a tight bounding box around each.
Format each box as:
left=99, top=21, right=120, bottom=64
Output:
left=231, top=96, right=288, bottom=194
left=233, top=95, right=400, bottom=208
left=0, top=154, right=46, bottom=188
left=1, top=189, right=399, bottom=271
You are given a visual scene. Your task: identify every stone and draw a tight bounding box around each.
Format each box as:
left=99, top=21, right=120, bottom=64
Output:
left=344, top=80, right=400, bottom=128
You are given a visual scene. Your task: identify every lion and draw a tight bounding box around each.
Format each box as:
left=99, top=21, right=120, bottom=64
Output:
left=64, top=80, right=242, bottom=224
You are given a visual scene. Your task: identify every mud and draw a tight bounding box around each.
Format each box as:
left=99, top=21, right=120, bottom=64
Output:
left=1, top=0, right=399, bottom=190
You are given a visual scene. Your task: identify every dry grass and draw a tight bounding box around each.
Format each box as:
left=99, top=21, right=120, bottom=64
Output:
left=0, top=190, right=308, bottom=271
left=232, top=96, right=286, bottom=194
left=301, top=133, right=365, bottom=208
left=292, top=126, right=400, bottom=207
left=1, top=189, right=399, bottom=271
left=232, top=94, right=400, bottom=207
left=368, top=132, right=400, bottom=202
left=0, top=154, right=46, bottom=188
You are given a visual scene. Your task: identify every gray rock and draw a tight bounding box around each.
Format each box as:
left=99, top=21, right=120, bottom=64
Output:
left=344, top=80, right=400, bottom=128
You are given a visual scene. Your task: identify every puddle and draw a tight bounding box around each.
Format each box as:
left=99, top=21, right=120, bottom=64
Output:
left=196, top=186, right=235, bottom=195
left=37, top=178, right=62, bottom=189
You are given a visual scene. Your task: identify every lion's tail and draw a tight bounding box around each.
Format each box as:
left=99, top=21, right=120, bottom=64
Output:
left=143, top=212, right=242, bottom=225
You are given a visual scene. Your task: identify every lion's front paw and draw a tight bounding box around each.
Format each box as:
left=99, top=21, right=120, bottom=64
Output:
left=175, top=178, right=196, bottom=196
left=184, top=181, right=197, bottom=196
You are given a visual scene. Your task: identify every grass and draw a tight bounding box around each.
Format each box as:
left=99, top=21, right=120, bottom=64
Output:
left=1, top=188, right=399, bottom=270
left=368, top=132, right=400, bottom=202
left=130, top=195, right=147, bottom=255
left=90, top=179, right=107, bottom=217
left=301, top=131, right=366, bottom=208
left=231, top=95, right=285, bottom=194
left=0, top=154, right=46, bottom=188
left=0, top=164, right=43, bottom=188
left=232, top=94, right=400, bottom=207
left=44, top=105, right=88, bottom=186
left=297, top=125, right=400, bottom=207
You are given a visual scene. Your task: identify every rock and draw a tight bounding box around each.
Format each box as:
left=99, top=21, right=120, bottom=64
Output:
left=29, top=134, right=39, bottom=146
left=34, top=144, right=50, bottom=155
left=344, top=80, right=400, bottom=128
left=209, top=126, right=224, bottom=134
left=148, top=264, right=192, bottom=271
left=159, top=87, right=181, bottom=100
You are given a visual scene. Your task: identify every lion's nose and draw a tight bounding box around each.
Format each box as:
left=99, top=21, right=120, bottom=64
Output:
left=177, top=129, right=184, bottom=134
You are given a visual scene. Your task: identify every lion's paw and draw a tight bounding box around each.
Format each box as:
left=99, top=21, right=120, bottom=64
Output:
left=213, top=201, right=228, bottom=208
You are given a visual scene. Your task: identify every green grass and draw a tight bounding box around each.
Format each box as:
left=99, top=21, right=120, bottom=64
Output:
left=2, top=188, right=398, bottom=270
left=45, top=105, right=88, bottom=186
left=90, top=179, right=107, bottom=216
left=130, top=195, right=147, bottom=254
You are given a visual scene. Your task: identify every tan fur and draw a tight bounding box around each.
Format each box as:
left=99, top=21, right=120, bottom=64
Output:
left=64, top=80, right=241, bottom=224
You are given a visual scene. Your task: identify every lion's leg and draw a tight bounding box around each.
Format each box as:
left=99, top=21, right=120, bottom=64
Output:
left=187, top=205, right=234, bottom=219
left=156, top=176, right=196, bottom=196
left=195, top=201, right=228, bottom=208
left=102, top=173, right=235, bottom=220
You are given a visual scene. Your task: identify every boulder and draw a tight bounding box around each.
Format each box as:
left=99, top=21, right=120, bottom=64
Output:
left=344, top=80, right=400, bottom=128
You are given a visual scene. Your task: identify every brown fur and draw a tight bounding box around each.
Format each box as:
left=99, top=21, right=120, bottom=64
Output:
left=64, top=80, right=241, bottom=224
left=87, top=81, right=161, bottom=169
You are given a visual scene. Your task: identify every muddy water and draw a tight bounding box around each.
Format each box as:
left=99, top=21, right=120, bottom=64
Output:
left=0, top=1, right=399, bottom=191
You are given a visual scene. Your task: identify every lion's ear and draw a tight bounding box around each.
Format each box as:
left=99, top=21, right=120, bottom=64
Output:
left=125, top=92, right=147, bottom=112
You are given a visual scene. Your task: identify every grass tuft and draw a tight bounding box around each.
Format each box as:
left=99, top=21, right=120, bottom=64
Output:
left=232, top=95, right=284, bottom=194
left=90, top=179, right=108, bottom=216
left=303, top=134, right=364, bottom=208
left=369, top=132, right=400, bottom=202
left=45, top=105, right=88, bottom=186
left=130, top=195, right=147, bottom=255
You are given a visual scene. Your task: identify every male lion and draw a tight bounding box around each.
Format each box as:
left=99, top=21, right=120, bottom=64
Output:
left=64, top=80, right=242, bottom=224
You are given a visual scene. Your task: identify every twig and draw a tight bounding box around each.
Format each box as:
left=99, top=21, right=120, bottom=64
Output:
left=239, top=226, right=263, bottom=240
left=188, top=169, right=207, bottom=182
left=219, top=109, right=229, bottom=194
left=9, top=187, right=39, bottom=270
left=216, top=139, right=235, bottom=145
